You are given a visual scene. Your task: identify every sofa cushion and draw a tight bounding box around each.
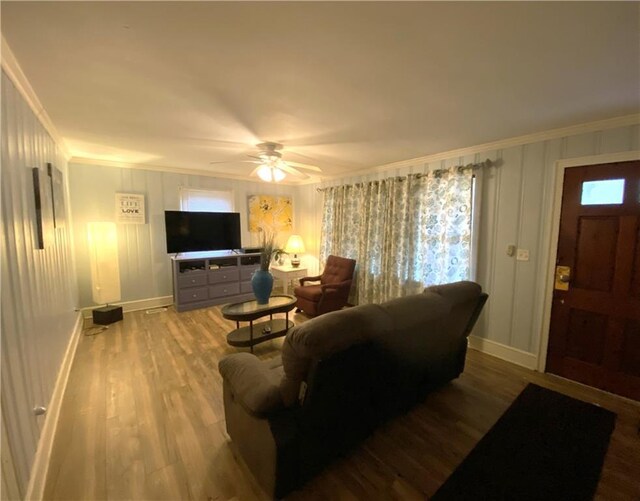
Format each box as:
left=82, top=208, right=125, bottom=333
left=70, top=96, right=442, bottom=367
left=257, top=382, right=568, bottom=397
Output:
left=425, top=281, right=484, bottom=344
left=280, top=282, right=483, bottom=408
left=279, top=304, right=390, bottom=406
left=294, top=284, right=324, bottom=301
left=266, top=355, right=284, bottom=370
left=425, top=280, right=482, bottom=303
left=371, top=291, right=452, bottom=402
left=374, top=291, right=451, bottom=360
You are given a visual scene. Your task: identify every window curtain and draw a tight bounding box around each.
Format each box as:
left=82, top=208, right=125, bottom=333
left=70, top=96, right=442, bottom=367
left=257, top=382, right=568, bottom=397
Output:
left=320, top=167, right=474, bottom=304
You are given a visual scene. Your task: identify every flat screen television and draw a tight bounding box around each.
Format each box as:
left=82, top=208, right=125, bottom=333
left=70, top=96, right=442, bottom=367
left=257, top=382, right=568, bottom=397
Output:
left=164, top=211, right=241, bottom=253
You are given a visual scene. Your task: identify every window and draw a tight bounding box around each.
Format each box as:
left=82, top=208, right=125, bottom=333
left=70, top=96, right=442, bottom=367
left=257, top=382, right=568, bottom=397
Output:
left=320, top=167, right=476, bottom=304
left=179, top=188, right=234, bottom=212
left=581, top=179, right=625, bottom=205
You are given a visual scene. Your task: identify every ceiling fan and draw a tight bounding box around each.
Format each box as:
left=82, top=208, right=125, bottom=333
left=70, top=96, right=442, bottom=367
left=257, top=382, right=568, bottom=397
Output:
left=210, top=142, right=322, bottom=182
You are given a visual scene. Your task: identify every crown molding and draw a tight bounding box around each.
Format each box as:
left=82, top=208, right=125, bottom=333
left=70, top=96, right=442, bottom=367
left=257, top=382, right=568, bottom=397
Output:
left=325, top=114, right=640, bottom=181
left=69, top=156, right=323, bottom=186
left=72, top=112, right=639, bottom=186
left=5, top=33, right=634, bottom=184
left=1, top=36, right=71, bottom=160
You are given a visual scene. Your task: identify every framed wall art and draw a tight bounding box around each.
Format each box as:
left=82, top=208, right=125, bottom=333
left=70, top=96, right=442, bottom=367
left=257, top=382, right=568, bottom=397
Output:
left=32, top=166, right=54, bottom=249
left=47, top=163, right=66, bottom=228
left=248, top=195, right=293, bottom=233
left=115, top=193, right=146, bottom=224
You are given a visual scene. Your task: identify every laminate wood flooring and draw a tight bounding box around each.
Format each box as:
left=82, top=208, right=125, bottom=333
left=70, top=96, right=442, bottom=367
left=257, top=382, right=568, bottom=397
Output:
left=43, top=306, right=640, bottom=500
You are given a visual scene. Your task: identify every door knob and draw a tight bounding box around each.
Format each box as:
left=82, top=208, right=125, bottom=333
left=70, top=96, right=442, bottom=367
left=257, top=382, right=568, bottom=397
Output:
left=555, top=266, right=571, bottom=291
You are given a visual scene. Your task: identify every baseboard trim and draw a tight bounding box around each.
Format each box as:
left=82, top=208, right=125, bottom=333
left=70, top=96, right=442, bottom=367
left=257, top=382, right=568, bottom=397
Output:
left=25, top=312, right=83, bottom=501
left=468, top=335, right=538, bottom=370
left=81, top=295, right=174, bottom=319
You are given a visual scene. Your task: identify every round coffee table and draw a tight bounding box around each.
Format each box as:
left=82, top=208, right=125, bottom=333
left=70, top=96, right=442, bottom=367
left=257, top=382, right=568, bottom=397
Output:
left=221, top=295, right=297, bottom=352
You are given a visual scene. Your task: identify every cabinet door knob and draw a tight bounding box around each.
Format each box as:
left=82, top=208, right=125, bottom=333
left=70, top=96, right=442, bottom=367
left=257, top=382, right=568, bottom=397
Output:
left=192, top=294, right=197, bottom=298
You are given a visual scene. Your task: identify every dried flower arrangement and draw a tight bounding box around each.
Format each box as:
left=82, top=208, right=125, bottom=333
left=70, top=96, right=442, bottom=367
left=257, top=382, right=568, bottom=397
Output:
left=258, top=230, right=286, bottom=271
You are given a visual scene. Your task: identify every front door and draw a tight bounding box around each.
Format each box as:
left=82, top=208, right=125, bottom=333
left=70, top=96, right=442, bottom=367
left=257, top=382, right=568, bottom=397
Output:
left=546, top=161, right=640, bottom=401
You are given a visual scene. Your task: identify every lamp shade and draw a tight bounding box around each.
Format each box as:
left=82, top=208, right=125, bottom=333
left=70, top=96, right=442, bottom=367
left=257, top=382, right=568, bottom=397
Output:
left=285, top=235, right=305, bottom=254
left=87, top=222, right=121, bottom=305
left=257, top=164, right=286, bottom=183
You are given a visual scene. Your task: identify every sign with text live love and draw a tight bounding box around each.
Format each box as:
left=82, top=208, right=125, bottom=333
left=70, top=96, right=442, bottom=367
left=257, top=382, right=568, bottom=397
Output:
left=115, top=193, right=145, bottom=224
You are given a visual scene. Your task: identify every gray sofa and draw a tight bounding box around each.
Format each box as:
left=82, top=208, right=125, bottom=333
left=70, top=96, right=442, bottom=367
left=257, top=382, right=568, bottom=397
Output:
left=219, top=281, right=488, bottom=498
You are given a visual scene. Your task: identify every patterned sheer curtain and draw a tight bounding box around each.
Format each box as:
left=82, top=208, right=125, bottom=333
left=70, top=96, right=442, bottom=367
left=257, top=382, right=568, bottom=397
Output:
left=320, top=167, right=474, bottom=304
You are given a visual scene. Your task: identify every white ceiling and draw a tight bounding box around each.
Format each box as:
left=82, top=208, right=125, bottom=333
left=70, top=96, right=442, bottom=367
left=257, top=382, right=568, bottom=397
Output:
left=2, top=2, right=639, bottom=182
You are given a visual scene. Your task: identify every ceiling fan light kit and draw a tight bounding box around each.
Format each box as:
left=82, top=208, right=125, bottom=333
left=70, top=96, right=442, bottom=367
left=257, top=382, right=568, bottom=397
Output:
left=257, top=164, right=286, bottom=182
left=209, top=141, right=322, bottom=184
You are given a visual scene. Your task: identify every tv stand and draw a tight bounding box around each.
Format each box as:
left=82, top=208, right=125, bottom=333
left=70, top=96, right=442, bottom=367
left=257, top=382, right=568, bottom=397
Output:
left=171, top=250, right=261, bottom=312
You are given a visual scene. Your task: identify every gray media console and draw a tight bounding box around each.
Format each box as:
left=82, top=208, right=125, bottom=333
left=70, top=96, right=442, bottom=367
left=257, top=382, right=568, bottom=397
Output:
left=171, top=252, right=261, bottom=312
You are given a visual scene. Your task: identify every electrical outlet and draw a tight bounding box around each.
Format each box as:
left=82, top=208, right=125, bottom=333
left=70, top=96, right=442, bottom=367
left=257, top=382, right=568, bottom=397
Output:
left=516, top=249, right=530, bottom=261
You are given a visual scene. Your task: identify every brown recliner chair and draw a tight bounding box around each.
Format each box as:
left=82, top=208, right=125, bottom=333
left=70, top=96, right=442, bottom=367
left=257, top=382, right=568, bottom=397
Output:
left=294, top=255, right=356, bottom=317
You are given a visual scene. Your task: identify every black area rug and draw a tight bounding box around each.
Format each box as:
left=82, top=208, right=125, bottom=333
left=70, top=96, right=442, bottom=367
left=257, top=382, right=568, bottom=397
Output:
left=432, top=383, right=616, bottom=501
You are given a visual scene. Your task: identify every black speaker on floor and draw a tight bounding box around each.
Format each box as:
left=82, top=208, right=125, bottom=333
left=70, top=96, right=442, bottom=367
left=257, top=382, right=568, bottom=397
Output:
left=92, top=305, right=123, bottom=325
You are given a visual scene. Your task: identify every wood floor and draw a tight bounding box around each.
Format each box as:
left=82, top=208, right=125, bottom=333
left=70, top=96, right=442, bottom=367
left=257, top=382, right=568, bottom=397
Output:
left=44, top=305, right=640, bottom=500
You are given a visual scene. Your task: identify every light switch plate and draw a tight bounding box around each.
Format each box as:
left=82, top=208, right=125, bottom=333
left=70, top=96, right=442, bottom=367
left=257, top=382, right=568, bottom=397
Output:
left=516, top=249, right=530, bottom=261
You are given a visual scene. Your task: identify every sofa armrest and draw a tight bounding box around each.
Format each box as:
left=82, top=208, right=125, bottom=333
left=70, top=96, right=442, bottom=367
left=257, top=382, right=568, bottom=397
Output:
left=219, top=353, right=283, bottom=416
left=300, top=275, right=322, bottom=286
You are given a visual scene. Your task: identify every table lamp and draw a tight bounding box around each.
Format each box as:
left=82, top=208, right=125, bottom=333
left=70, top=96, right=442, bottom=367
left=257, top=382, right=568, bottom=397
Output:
left=285, top=235, right=305, bottom=268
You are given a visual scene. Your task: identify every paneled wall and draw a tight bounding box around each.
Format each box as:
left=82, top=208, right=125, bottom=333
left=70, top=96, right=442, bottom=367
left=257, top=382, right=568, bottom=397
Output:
left=297, top=124, right=639, bottom=357
left=68, top=163, right=298, bottom=308
left=1, top=71, right=78, bottom=498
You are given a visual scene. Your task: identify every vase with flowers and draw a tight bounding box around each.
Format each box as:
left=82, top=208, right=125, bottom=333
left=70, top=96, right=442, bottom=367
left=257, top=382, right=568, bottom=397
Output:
left=251, top=230, right=283, bottom=304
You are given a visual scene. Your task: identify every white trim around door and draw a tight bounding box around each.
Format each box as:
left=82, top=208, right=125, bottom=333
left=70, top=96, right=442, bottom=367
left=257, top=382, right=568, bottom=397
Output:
left=536, top=150, right=640, bottom=373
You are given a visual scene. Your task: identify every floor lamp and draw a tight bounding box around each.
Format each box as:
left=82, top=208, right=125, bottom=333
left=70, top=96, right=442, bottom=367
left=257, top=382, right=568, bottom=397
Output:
left=88, top=222, right=123, bottom=325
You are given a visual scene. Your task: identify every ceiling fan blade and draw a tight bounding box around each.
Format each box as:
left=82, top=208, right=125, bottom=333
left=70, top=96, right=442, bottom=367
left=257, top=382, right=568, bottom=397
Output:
left=278, top=163, right=308, bottom=179
left=285, top=160, right=323, bottom=173
left=209, top=159, right=259, bottom=165
left=203, top=139, right=251, bottom=147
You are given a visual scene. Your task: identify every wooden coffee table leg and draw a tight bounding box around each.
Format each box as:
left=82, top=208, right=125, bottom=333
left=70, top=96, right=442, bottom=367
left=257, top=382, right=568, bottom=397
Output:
left=249, top=321, right=254, bottom=353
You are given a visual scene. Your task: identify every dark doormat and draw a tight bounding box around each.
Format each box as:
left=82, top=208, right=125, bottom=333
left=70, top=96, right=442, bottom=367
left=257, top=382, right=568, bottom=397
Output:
left=432, top=383, right=616, bottom=501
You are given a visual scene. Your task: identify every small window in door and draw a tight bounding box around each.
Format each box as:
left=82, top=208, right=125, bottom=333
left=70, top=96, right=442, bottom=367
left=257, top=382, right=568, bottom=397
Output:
left=580, top=179, right=625, bottom=205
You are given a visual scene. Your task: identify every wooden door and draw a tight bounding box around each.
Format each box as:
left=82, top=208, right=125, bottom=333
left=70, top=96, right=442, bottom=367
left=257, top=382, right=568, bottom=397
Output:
left=546, top=161, right=640, bottom=401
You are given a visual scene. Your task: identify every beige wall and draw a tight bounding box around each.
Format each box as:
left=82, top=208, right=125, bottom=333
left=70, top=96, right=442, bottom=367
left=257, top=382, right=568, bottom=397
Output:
left=296, top=123, right=640, bottom=359
left=68, top=163, right=299, bottom=308
left=66, top=122, right=640, bottom=362
left=1, top=70, right=79, bottom=499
